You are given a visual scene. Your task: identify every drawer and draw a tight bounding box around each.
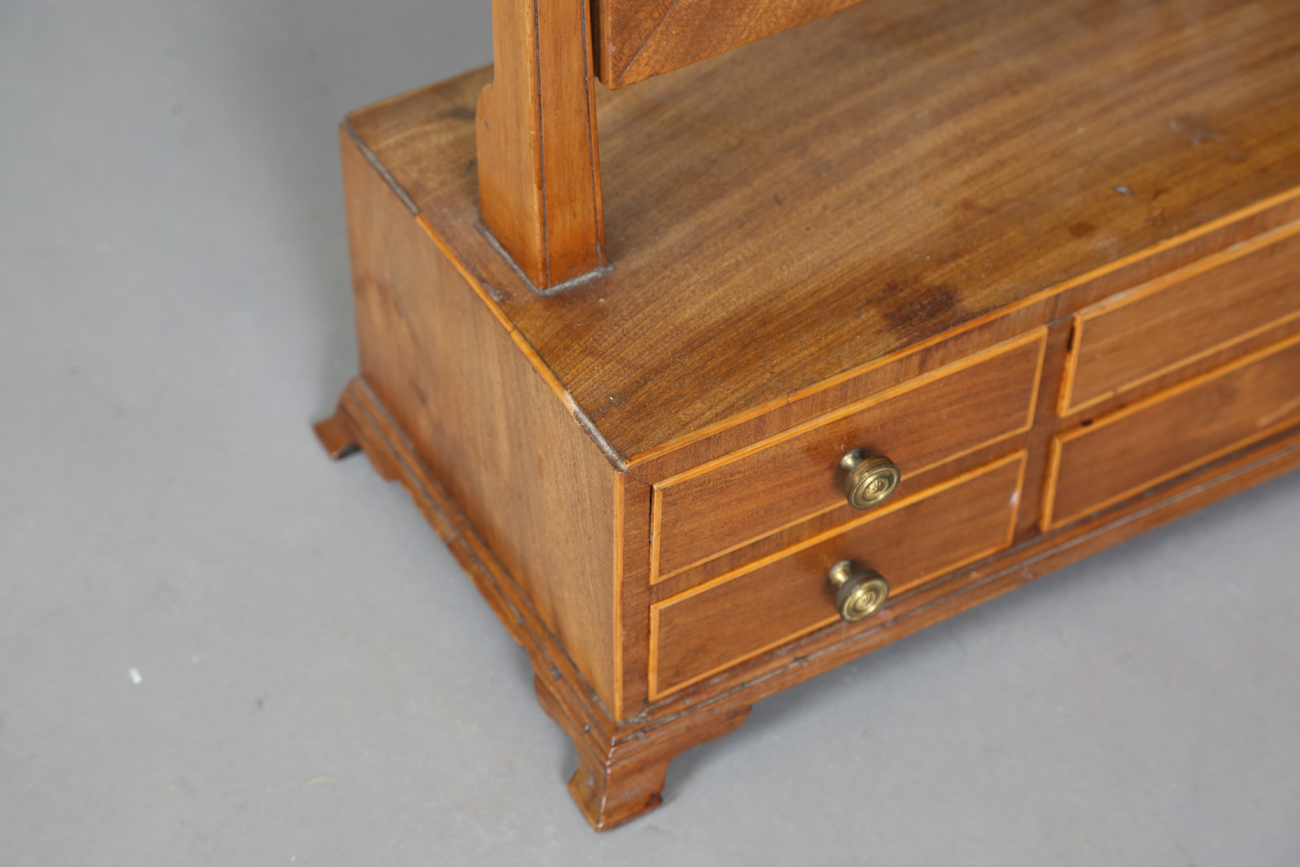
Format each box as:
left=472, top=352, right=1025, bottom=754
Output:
left=650, top=452, right=1026, bottom=698
left=1061, top=222, right=1300, bottom=415
left=651, top=329, right=1045, bottom=581
left=1045, top=331, right=1300, bottom=529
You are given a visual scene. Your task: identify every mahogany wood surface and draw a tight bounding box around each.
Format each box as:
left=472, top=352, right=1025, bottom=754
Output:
left=341, top=132, right=622, bottom=713
left=1062, top=221, right=1300, bottom=415
left=312, top=412, right=359, bottom=461
left=652, top=329, right=1044, bottom=581
left=319, top=378, right=758, bottom=831
left=630, top=192, right=1300, bottom=485
left=318, top=374, right=1300, bottom=828
left=1014, top=317, right=1075, bottom=542
left=649, top=434, right=1028, bottom=603
left=348, top=0, right=1300, bottom=465
left=592, top=0, right=865, bottom=88
left=323, top=0, right=1300, bottom=831
left=534, top=673, right=751, bottom=830
left=639, top=427, right=1300, bottom=725
left=650, top=453, right=1025, bottom=697
left=316, top=381, right=678, bottom=830
left=1045, top=331, right=1300, bottom=528
left=475, top=0, right=605, bottom=288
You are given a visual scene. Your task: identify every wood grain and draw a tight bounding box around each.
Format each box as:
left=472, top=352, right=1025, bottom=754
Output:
left=323, top=0, right=1300, bottom=825
left=476, top=0, right=604, bottom=288
left=312, top=411, right=359, bottom=461
left=652, top=329, right=1044, bottom=580
left=1045, top=331, right=1300, bottom=528
left=650, top=453, right=1025, bottom=697
left=1014, top=317, right=1075, bottom=540
left=349, top=0, right=1300, bottom=464
left=649, top=436, right=1024, bottom=601
left=1051, top=190, right=1300, bottom=318
left=342, top=131, right=622, bottom=713
left=316, top=381, right=757, bottom=831
left=616, top=475, right=655, bottom=714
left=639, top=426, right=1300, bottom=721
left=319, top=373, right=1300, bottom=827
left=629, top=299, right=1056, bottom=482
left=593, top=0, right=866, bottom=88
left=1062, top=220, right=1300, bottom=415
left=535, top=673, right=750, bottom=830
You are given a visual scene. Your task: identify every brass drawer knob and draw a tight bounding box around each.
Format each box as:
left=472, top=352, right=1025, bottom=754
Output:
left=827, top=561, right=890, bottom=622
left=839, top=450, right=901, bottom=509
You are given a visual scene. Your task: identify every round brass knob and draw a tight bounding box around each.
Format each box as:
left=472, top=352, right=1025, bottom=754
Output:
left=827, top=561, right=890, bottom=623
left=839, top=450, right=901, bottom=510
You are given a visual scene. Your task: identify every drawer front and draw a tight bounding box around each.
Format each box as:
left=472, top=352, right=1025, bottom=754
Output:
left=650, top=452, right=1026, bottom=698
left=652, top=330, right=1045, bottom=581
left=1062, top=222, right=1300, bottom=415
left=1046, top=332, right=1300, bottom=528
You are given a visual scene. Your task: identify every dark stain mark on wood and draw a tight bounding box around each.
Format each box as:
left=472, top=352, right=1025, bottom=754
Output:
left=879, top=280, right=961, bottom=334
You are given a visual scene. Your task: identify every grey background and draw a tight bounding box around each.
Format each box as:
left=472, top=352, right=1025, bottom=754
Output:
left=2, top=1, right=1298, bottom=864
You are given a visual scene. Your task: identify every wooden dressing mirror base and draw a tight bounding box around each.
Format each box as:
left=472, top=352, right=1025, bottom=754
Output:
left=318, top=0, right=1300, bottom=829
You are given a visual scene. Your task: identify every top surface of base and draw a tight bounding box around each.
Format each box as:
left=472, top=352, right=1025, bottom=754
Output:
left=346, top=0, right=1300, bottom=463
